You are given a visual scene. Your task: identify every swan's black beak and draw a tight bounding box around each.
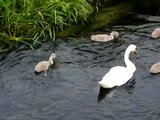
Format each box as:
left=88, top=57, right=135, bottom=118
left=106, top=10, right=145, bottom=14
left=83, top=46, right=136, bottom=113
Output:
left=134, top=48, right=138, bottom=55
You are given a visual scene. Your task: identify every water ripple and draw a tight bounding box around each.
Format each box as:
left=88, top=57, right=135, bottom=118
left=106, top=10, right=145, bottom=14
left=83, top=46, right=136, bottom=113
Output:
left=1, top=22, right=160, bottom=120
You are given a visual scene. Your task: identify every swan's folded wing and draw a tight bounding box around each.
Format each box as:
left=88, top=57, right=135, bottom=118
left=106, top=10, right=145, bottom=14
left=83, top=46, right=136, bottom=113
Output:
left=101, top=66, right=134, bottom=86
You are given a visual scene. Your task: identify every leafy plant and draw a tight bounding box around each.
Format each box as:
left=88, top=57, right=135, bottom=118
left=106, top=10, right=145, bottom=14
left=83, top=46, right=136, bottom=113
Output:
left=0, top=0, right=93, bottom=50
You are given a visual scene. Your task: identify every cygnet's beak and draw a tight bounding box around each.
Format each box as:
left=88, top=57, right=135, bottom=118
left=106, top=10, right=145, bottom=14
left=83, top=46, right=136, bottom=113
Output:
left=134, top=48, right=138, bottom=55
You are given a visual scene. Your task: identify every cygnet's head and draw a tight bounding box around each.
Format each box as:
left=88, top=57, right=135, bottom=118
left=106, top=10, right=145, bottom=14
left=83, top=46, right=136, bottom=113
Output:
left=50, top=53, right=56, bottom=59
left=49, top=53, right=56, bottom=64
left=110, top=31, right=119, bottom=38
left=129, top=44, right=137, bottom=54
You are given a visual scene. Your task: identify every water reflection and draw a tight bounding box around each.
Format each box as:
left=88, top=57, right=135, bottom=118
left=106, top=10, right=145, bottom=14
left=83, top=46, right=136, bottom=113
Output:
left=97, top=80, right=136, bottom=102
left=1, top=21, right=160, bottom=119
left=97, top=87, right=117, bottom=102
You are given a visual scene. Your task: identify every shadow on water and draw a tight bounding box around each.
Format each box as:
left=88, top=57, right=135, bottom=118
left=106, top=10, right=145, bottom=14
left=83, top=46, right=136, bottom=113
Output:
left=97, top=87, right=117, bottom=102
left=97, top=79, right=136, bottom=102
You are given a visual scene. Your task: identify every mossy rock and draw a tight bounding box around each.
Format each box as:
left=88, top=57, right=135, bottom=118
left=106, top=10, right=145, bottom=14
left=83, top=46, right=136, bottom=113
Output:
left=56, top=2, right=133, bottom=38
left=89, top=2, right=133, bottom=29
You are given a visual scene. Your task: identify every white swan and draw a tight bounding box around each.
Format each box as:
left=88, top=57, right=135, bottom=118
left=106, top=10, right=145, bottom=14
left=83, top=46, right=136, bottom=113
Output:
left=90, top=31, right=119, bottom=42
left=98, top=44, right=137, bottom=88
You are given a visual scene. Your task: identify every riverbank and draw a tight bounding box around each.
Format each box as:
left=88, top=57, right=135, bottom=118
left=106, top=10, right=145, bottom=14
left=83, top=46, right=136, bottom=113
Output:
left=56, top=2, right=133, bottom=38
left=1, top=0, right=160, bottom=52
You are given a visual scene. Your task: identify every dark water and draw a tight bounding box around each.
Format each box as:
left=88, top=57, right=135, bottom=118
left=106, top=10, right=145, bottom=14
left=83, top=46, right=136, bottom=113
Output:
left=1, top=21, right=160, bottom=120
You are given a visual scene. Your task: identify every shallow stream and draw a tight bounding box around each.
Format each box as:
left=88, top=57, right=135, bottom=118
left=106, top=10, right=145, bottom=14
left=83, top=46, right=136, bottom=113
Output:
left=0, top=17, right=160, bottom=120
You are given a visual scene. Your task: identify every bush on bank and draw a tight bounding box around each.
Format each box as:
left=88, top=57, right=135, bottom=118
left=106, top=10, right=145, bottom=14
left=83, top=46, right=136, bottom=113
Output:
left=0, top=0, right=93, bottom=51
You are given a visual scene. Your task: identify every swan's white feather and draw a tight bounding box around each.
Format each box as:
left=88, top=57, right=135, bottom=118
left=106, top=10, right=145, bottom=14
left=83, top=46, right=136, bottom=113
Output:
left=98, top=44, right=137, bottom=88
left=99, top=66, right=133, bottom=88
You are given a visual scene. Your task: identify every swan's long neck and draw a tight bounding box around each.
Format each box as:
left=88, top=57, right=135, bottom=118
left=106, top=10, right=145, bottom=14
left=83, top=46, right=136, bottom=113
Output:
left=110, top=34, right=114, bottom=40
left=124, top=48, right=136, bottom=72
left=48, top=57, right=53, bottom=65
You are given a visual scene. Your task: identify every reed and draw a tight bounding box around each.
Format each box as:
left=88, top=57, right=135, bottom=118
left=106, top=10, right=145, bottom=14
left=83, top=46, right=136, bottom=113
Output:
left=0, top=0, right=93, bottom=50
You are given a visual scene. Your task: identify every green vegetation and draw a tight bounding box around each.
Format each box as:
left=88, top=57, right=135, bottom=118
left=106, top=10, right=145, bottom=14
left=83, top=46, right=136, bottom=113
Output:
left=1, top=0, right=159, bottom=52
left=0, top=0, right=93, bottom=51
left=57, top=2, right=133, bottom=38
left=89, top=2, right=133, bottom=30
